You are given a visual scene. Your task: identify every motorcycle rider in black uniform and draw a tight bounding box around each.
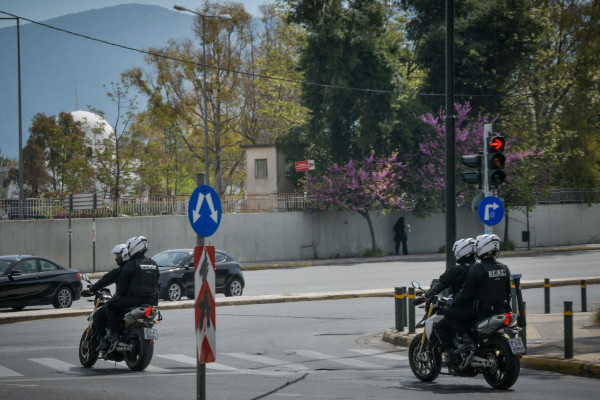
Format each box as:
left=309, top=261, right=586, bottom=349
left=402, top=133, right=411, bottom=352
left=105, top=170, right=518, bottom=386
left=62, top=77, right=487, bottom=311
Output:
left=81, top=244, right=129, bottom=351
left=104, top=236, right=160, bottom=351
left=446, top=234, right=512, bottom=365
left=420, top=238, right=476, bottom=365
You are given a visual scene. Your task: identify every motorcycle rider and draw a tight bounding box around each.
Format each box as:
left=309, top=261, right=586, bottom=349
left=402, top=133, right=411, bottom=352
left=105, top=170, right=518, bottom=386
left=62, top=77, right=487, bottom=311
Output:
left=420, top=238, right=476, bottom=365
left=81, top=244, right=129, bottom=351
left=104, top=236, right=160, bottom=351
left=446, top=234, right=512, bottom=365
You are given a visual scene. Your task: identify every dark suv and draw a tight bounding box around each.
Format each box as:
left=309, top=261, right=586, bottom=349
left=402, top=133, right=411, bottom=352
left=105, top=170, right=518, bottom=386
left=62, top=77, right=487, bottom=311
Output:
left=151, top=249, right=245, bottom=301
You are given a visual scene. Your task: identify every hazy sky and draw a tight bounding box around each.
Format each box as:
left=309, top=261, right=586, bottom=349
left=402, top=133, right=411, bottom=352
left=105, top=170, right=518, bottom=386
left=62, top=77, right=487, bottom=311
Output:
left=0, top=0, right=269, bottom=26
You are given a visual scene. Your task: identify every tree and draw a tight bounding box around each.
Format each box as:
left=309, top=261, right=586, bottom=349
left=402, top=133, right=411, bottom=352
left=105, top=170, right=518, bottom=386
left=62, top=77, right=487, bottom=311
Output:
left=125, top=1, right=254, bottom=199
left=501, top=0, right=600, bottom=190
left=90, top=80, right=143, bottom=203
left=306, top=153, right=406, bottom=252
left=286, top=0, right=399, bottom=165
left=20, top=137, right=50, bottom=197
left=29, top=112, right=94, bottom=193
left=402, top=102, right=548, bottom=219
left=401, top=0, right=543, bottom=116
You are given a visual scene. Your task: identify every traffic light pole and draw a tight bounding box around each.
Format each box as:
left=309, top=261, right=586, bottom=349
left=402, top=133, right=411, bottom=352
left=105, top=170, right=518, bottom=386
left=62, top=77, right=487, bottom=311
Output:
left=483, top=123, right=493, bottom=234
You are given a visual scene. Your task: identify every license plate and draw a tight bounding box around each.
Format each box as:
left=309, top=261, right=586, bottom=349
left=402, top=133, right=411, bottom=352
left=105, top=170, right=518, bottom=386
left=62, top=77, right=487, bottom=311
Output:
left=144, top=328, right=158, bottom=340
left=509, top=337, right=525, bottom=354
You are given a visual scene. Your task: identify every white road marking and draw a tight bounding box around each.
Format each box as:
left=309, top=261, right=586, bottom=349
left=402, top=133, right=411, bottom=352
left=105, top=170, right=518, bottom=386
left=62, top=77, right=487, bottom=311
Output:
left=0, top=365, right=23, bottom=377
left=223, top=352, right=310, bottom=371
left=291, top=350, right=385, bottom=369
left=349, top=348, right=408, bottom=361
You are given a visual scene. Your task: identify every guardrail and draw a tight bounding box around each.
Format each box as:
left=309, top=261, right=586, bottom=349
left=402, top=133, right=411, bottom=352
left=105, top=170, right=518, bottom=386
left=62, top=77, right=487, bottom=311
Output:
left=0, top=193, right=308, bottom=220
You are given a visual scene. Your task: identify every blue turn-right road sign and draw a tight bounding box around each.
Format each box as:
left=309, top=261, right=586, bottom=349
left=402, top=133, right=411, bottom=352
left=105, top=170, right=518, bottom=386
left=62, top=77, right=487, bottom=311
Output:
left=478, top=196, right=504, bottom=226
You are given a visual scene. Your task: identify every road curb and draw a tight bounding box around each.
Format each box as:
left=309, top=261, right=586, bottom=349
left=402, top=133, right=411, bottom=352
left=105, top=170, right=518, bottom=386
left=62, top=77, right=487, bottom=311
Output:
left=520, top=356, right=600, bottom=379
left=0, top=289, right=394, bottom=324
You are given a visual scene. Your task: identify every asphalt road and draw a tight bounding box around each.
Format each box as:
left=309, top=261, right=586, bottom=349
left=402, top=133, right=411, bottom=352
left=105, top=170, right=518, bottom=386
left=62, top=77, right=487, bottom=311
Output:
left=1, top=298, right=600, bottom=400
left=2, top=250, right=599, bottom=314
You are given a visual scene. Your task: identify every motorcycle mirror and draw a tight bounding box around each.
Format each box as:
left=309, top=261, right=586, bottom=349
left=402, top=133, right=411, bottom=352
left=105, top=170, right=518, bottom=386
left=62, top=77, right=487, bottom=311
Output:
left=411, top=281, right=421, bottom=289
left=81, top=273, right=91, bottom=283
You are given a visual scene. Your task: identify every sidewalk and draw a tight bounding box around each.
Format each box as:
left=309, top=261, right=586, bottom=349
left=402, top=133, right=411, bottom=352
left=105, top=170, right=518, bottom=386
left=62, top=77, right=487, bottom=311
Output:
left=383, top=311, right=600, bottom=379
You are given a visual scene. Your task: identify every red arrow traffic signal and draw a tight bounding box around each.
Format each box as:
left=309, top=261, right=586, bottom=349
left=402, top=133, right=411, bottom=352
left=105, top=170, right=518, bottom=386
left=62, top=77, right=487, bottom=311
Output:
left=489, top=136, right=505, bottom=152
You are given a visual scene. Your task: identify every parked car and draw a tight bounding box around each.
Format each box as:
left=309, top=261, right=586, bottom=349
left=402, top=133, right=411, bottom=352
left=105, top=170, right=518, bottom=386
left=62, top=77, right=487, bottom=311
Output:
left=0, top=255, right=82, bottom=310
left=151, top=249, right=245, bottom=301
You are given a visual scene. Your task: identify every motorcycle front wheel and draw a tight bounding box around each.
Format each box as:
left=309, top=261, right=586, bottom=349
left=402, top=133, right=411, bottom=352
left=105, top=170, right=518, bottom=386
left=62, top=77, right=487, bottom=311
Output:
left=124, top=327, right=154, bottom=371
left=79, top=329, right=99, bottom=368
left=408, top=333, right=441, bottom=382
left=481, top=336, right=520, bottom=390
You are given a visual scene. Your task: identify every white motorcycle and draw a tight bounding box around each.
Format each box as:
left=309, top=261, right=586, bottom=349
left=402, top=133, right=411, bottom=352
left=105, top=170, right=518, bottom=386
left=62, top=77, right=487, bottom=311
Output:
left=408, top=280, right=525, bottom=390
left=78, top=274, right=162, bottom=371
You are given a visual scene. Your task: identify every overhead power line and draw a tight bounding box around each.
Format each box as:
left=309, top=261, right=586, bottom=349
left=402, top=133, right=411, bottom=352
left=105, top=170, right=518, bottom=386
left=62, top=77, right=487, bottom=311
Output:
left=0, top=10, right=502, bottom=98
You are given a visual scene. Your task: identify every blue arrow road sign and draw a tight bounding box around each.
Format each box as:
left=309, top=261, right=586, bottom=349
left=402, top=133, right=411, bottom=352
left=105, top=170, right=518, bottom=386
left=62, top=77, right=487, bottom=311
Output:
left=188, top=185, right=222, bottom=237
left=478, top=196, right=504, bottom=226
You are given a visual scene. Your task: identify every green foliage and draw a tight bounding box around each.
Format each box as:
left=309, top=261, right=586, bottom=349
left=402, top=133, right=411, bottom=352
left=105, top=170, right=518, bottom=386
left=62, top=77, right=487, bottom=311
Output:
left=29, top=112, right=95, bottom=193
left=364, top=247, right=384, bottom=257
left=286, top=0, right=399, bottom=166
left=500, top=239, right=515, bottom=252
left=402, top=0, right=543, bottom=116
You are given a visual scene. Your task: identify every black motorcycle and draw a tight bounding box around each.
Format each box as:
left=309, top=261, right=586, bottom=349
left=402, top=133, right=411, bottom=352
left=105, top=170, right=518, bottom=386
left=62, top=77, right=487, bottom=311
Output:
left=78, top=274, right=162, bottom=371
left=408, top=280, right=525, bottom=390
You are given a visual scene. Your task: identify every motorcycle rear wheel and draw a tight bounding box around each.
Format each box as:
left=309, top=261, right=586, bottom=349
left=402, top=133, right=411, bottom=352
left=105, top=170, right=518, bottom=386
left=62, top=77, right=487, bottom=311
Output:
left=408, top=333, right=441, bottom=382
left=79, top=329, right=99, bottom=368
left=124, top=327, right=154, bottom=371
left=481, top=336, right=520, bottom=390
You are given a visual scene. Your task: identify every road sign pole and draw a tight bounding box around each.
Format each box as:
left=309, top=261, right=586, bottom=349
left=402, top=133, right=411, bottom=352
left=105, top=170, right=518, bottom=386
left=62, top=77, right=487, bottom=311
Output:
left=195, top=173, right=205, bottom=400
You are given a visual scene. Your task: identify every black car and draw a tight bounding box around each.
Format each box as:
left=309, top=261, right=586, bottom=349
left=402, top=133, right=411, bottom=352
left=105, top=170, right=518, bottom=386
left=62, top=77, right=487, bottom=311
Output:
left=0, top=255, right=82, bottom=310
left=152, top=249, right=245, bottom=301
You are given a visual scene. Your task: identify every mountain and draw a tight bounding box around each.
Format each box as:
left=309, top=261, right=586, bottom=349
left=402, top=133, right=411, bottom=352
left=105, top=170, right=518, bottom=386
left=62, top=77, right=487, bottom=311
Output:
left=0, top=4, right=194, bottom=158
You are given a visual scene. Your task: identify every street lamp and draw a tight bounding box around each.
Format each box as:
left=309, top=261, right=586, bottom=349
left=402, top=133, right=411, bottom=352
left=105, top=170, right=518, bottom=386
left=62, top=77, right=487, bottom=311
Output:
left=1, top=15, right=24, bottom=219
left=173, top=4, right=231, bottom=187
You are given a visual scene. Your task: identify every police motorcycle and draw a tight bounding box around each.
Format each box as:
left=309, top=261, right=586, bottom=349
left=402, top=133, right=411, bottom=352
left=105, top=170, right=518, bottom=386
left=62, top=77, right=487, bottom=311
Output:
left=408, top=280, right=525, bottom=390
left=78, top=274, right=162, bottom=371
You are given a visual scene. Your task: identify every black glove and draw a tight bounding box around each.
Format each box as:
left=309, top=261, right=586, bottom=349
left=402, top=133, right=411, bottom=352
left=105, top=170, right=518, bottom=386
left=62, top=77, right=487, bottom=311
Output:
left=81, top=289, right=94, bottom=297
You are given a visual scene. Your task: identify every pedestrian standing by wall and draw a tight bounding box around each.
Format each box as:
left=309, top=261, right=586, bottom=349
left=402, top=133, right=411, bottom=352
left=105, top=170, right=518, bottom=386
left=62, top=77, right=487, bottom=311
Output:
left=393, top=217, right=409, bottom=255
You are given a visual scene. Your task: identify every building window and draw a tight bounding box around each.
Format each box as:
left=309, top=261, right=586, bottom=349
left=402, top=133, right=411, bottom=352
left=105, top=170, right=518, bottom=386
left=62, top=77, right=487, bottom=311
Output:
left=255, top=159, right=268, bottom=179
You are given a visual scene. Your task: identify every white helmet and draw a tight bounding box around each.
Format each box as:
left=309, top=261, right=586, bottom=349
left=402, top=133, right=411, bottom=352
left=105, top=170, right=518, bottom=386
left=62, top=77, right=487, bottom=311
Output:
left=475, top=234, right=501, bottom=259
left=111, top=244, right=126, bottom=254
left=120, top=246, right=131, bottom=263
left=453, top=238, right=475, bottom=263
left=127, top=236, right=148, bottom=257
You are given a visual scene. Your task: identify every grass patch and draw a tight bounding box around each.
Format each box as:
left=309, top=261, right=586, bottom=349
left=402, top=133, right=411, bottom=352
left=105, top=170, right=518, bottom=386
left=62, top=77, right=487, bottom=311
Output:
left=364, top=247, right=384, bottom=257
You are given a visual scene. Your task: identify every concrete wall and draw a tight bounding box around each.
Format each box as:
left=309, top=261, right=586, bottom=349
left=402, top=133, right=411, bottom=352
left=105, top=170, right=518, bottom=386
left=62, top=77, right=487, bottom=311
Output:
left=1, top=203, right=599, bottom=273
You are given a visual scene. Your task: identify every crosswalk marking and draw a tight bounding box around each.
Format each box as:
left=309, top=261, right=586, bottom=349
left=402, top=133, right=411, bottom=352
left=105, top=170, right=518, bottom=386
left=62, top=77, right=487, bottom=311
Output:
left=156, top=354, right=237, bottom=371
left=0, top=348, right=404, bottom=379
left=144, top=365, right=170, bottom=373
left=349, top=348, right=408, bottom=361
left=0, top=365, right=23, bottom=377
left=30, top=358, right=83, bottom=374
left=157, top=354, right=197, bottom=365
left=291, top=350, right=386, bottom=369
left=223, top=352, right=310, bottom=371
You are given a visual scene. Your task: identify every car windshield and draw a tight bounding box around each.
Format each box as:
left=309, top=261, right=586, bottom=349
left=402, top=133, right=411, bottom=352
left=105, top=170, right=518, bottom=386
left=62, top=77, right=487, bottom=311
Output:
left=0, top=260, right=12, bottom=275
left=152, top=251, right=189, bottom=268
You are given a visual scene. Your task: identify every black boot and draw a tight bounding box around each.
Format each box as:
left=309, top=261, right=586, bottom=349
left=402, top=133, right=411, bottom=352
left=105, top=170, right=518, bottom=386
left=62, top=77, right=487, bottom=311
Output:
left=441, top=349, right=461, bottom=367
left=455, top=333, right=475, bottom=354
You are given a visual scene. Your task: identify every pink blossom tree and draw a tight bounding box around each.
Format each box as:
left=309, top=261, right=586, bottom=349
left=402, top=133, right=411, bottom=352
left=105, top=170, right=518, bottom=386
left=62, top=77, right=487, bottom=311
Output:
left=306, top=153, right=406, bottom=252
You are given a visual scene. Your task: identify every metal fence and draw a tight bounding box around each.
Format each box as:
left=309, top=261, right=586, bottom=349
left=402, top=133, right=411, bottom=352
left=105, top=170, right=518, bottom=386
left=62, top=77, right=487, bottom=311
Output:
left=2, top=189, right=598, bottom=220
left=536, top=189, right=600, bottom=204
left=0, top=193, right=308, bottom=220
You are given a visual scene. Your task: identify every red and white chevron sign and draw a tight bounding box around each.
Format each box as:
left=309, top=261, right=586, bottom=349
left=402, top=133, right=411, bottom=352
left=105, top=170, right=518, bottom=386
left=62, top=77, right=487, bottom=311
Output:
left=194, top=246, right=216, bottom=363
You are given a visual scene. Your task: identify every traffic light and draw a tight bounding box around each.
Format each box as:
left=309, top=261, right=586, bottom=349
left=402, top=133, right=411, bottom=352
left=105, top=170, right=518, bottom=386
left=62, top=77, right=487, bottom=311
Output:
left=462, top=153, right=482, bottom=187
left=487, top=136, right=506, bottom=187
